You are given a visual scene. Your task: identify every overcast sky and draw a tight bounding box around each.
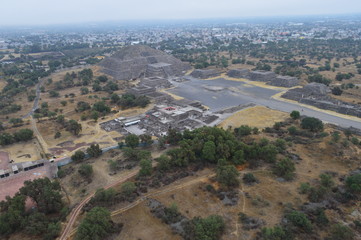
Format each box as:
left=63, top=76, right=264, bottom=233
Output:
left=1, top=0, right=361, bottom=26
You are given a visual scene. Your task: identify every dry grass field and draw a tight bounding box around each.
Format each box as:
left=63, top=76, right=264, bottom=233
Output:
left=219, top=106, right=289, bottom=129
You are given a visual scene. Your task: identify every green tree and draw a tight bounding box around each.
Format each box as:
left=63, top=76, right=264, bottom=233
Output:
left=139, top=159, right=152, bottom=176
left=261, top=226, right=291, bottom=240
left=125, top=134, right=139, bottom=148
left=216, top=164, right=240, bottom=187
left=187, top=215, right=225, bottom=240
left=75, top=207, right=114, bottom=240
left=202, top=141, right=216, bottom=163
left=71, top=150, right=86, bottom=162
left=139, top=134, right=153, bottom=147
left=121, top=182, right=136, bottom=197
left=155, top=155, right=171, bottom=172
left=19, top=178, right=63, bottom=214
left=13, top=129, right=33, bottom=142
left=66, top=120, right=82, bottom=135
left=290, top=110, right=300, bottom=120
left=345, top=174, right=361, bottom=194
left=78, top=164, right=93, bottom=179
left=273, top=158, right=295, bottom=180
left=92, top=101, right=110, bottom=113
left=329, top=223, right=354, bottom=240
left=86, top=144, right=102, bottom=158
left=301, top=117, right=323, bottom=132
left=285, top=210, right=312, bottom=233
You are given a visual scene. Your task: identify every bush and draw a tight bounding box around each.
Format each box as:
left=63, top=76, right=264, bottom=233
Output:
left=285, top=210, right=312, bottom=233
left=234, top=125, right=253, bottom=137
left=78, top=164, right=93, bottom=179
left=71, top=150, right=85, bottom=162
left=299, top=182, right=311, bottom=194
left=185, top=215, right=225, bottom=240
left=261, top=226, right=291, bottom=240
left=273, top=158, right=295, bottom=180
left=345, top=174, right=361, bottom=194
left=121, top=182, right=136, bottom=197
left=216, top=164, right=240, bottom=187
left=329, top=224, right=354, bottom=240
left=243, top=173, right=257, bottom=184
left=125, top=134, right=139, bottom=148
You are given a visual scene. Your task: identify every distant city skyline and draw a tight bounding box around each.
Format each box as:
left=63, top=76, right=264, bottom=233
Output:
left=1, top=0, right=361, bottom=26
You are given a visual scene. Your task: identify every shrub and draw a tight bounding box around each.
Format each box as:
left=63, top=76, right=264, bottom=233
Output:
left=285, top=210, right=312, bottom=233
left=273, top=158, right=295, bottom=180
left=329, top=224, right=354, bottom=240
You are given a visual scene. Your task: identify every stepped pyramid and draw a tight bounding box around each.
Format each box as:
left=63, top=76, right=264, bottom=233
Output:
left=99, top=45, right=190, bottom=80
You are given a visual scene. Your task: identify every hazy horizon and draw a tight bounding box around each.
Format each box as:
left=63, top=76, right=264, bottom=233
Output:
left=1, top=0, right=361, bottom=26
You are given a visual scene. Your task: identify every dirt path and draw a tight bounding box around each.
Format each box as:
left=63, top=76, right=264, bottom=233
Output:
left=58, top=170, right=139, bottom=240
left=67, top=172, right=216, bottom=239
left=30, top=116, right=48, bottom=155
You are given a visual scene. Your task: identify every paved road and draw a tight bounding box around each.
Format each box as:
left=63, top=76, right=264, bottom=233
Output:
left=22, top=78, right=43, bottom=119
left=169, top=78, right=361, bottom=130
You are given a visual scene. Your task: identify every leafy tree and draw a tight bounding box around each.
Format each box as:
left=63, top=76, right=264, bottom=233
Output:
left=56, top=115, right=65, bottom=125
left=71, top=150, right=86, bottom=162
left=139, top=134, right=153, bottom=147
left=92, top=83, right=102, bottom=92
left=273, top=158, right=295, bottom=180
left=155, top=154, right=171, bottom=172
left=19, top=178, right=63, bottom=214
left=13, top=129, right=33, bottom=142
left=80, top=87, right=89, bottom=95
left=66, top=120, right=82, bottom=135
left=125, top=134, right=139, bottom=148
left=97, top=75, right=108, bottom=83
left=185, top=215, right=225, bottom=240
left=290, top=110, right=300, bottom=120
left=75, top=207, right=114, bottom=240
left=285, top=210, right=312, bottom=233
left=77, top=101, right=91, bottom=112
left=332, top=87, right=343, bottom=96
left=320, top=174, right=334, bottom=189
left=24, top=212, right=48, bottom=235
left=234, top=125, right=252, bottom=137
left=43, top=222, right=61, bottom=240
left=122, top=147, right=151, bottom=162
left=49, top=90, right=60, bottom=98
left=139, top=159, right=152, bottom=176
left=261, top=226, right=291, bottom=240
left=301, top=117, right=324, bottom=132
left=216, top=164, right=240, bottom=187
left=121, top=182, right=136, bottom=197
left=329, top=223, right=354, bottom=240
left=232, top=150, right=245, bottom=165
left=345, top=174, right=361, bottom=194
left=86, top=144, right=102, bottom=158
left=54, top=132, right=61, bottom=139
left=202, top=141, right=216, bottom=163
left=90, top=111, right=99, bottom=122
left=9, top=118, right=23, bottom=126
left=78, top=164, right=93, bottom=179
left=92, top=101, right=110, bottom=114
left=288, top=126, right=298, bottom=135
left=110, top=93, right=120, bottom=103
left=243, top=173, right=257, bottom=184
left=0, top=132, right=14, bottom=145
